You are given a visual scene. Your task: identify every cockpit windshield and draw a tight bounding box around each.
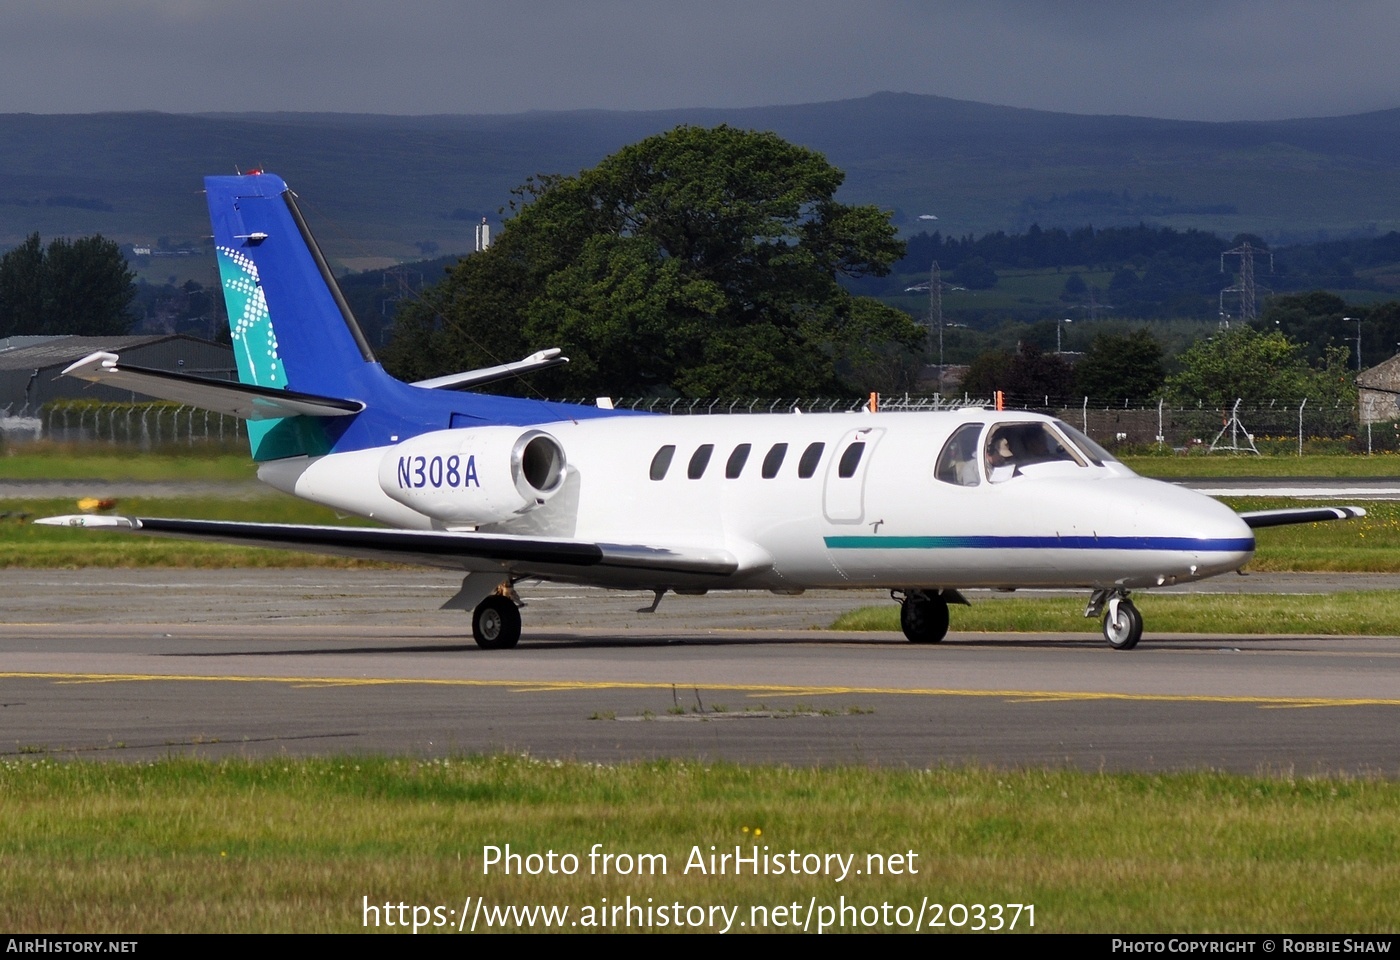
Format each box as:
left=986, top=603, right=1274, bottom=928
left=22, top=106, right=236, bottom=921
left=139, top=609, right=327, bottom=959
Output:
left=1054, top=420, right=1121, bottom=466
left=983, top=421, right=1085, bottom=482
left=936, top=419, right=1119, bottom=486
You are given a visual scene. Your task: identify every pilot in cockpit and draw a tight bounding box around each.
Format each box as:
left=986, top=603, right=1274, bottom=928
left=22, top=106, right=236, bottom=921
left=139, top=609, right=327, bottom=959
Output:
left=985, top=422, right=1087, bottom=482
left=985, top=434, right=1017, bottom=482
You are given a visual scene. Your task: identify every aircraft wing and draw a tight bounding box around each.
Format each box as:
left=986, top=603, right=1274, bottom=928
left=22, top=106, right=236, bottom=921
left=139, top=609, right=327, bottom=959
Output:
left=1237, top=506, right=1367, bottom=529
left=34, top=515, right=743, bottom=578
left=60, top=352, right=364, bottom=420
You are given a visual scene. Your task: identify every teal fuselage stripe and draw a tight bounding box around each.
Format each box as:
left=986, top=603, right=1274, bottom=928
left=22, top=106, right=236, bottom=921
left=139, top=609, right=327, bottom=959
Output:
left=824, top=535, right=1255, bottom=552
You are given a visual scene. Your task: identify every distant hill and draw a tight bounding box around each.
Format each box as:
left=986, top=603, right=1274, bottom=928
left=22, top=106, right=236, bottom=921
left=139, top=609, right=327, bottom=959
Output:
left=2, top=93, right=1399, bottom=262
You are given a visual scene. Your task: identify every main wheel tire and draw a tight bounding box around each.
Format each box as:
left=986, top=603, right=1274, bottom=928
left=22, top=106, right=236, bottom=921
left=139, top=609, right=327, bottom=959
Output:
left=473, top=595, right=522, bottom=650
left=900, top=594, right=950, bottom=644
left=1102, top=599, right=1143, bottom=650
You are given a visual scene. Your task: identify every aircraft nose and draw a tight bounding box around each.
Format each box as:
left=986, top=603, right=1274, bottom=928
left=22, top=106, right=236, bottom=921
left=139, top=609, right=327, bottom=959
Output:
left=1091, top=476, right=1255, bottom=584
left=1157, top=482, right=1256, bottom=578
left=1202, top=507, right=1255, bottom=570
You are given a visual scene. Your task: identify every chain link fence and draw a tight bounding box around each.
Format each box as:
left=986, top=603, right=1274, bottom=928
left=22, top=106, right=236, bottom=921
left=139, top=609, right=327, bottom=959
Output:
left=561, top=394, right=1374, bottom=454
left=1032, top=397, right=1366, bottom=454
left=1, top=395, right=1383, bottom=455
left=549, top=395, right=978, bottom=415
left=1, top=400, right=247, bottom=450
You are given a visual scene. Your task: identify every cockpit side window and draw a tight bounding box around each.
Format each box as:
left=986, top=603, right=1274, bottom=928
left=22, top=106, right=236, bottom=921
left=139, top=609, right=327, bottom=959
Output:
left=984, top=422, right=1085, bottom=482
left=934, top=422, right=983, bottom=486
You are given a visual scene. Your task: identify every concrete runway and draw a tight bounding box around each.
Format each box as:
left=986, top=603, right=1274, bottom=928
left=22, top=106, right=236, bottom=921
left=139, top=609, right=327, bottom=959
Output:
left=3, top=569, right=1400, bottom=774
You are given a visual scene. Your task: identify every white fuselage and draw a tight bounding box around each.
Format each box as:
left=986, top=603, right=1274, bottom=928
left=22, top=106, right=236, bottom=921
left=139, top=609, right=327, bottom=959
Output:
left=257, top=408, right=1256, bottom=593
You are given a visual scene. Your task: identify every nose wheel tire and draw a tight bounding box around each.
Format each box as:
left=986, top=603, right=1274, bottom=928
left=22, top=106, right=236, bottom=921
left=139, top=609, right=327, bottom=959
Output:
left=900, top=594, right=950, bottom=644
left=1102, top=599, right=1143, bottom=650
left=473, top=595, right=521, bottom=650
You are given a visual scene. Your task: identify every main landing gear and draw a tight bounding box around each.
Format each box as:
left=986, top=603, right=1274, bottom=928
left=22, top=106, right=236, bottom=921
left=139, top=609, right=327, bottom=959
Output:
left=1086, top=588, right=1143, bottom=650
left=472, top=594, right=522, bottom=650
left=894, top=590, right=954, bottom=644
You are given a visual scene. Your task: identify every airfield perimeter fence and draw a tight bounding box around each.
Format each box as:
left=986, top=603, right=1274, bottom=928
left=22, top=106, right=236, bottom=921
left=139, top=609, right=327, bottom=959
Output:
left=6, top=400, right=247, bottom=450
left=558, top=395, right=1379, bottom=454
left=0, top=396, right=1384, bottom=455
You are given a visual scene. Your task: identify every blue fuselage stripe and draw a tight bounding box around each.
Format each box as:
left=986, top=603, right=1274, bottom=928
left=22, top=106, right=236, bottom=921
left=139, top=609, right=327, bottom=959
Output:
left=824, top=535, right=1255, bottom=552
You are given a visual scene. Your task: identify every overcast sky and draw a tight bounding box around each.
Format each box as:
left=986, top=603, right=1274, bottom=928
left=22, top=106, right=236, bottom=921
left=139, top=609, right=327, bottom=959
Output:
left=1, top=0, right=1395, bottom=121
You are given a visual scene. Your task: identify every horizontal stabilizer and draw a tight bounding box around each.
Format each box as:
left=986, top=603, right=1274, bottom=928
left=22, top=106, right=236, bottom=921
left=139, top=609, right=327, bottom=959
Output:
left=60, top=352, right=364, bottom=420
left=35, top=515, right=741, bottom=577
left=1237, top=506, right=1367, bottom=529
left=411, top=348, right=568, bottom=391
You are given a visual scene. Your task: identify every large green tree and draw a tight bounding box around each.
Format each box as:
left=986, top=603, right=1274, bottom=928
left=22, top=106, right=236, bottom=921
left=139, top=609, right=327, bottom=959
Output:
left=1165, top=325, right=1353, bottom=407
left=384, top=125, right=923, bottom=396
left=0, top=233, right=136, bottom=338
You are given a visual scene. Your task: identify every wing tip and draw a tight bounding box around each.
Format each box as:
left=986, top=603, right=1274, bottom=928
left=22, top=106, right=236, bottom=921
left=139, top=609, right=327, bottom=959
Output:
left=60, top=351, right=119, bottom=379
left=1239, top=506, right=1368, bottom=529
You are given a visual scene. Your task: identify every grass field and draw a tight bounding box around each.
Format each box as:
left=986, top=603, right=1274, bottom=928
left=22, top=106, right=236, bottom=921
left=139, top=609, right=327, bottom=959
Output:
left=1, top=756, right=1395, bottom=933
left=0, top=445, right=256, bottom=482
left=1220, top=497, right=1397, bottom=571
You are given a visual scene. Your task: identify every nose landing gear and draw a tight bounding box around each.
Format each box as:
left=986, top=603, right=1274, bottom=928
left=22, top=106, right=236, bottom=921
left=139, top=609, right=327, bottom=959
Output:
left=1086, top=588, right=1142, bottom=650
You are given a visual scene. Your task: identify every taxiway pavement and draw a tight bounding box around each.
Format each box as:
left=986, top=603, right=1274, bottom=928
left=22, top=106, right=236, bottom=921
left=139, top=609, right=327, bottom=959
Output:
left=2, top=570, right=1398, bottom=774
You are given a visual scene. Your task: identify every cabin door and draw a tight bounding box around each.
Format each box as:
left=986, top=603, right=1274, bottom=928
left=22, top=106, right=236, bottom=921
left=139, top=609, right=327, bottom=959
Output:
left=823, top=427, right=884, bottom=524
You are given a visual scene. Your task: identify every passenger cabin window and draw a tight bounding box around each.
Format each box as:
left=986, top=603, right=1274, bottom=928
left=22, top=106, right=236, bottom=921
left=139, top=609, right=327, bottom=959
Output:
left=984, top=422, right=1085, bottom=482
left=837, top=442, right=866, bottom=478
left=649, top=445, right=676, bottom=480
left=725, top=443, right=752, bottom=478
left=761, top=443, right=788, bottom=478
left=688, top=444, right=715, bottom=479
left=934, top=423, right=983, bottom=486
left=797, top=442, right=824, bottom=478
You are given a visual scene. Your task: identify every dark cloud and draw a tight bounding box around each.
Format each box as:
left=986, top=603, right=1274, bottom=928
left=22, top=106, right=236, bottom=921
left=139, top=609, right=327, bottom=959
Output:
left=0, top=0, right=1395, bottom=120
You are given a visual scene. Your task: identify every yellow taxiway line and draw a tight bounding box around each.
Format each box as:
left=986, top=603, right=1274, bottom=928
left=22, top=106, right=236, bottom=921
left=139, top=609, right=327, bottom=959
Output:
left=2, top=671, right=1396, bottom=709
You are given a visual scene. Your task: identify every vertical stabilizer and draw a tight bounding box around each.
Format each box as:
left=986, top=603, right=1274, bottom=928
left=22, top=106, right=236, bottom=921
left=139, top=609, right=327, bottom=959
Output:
left=207, top=173, right=382, bottom=460
left=205, top=172, right=627, bottom=461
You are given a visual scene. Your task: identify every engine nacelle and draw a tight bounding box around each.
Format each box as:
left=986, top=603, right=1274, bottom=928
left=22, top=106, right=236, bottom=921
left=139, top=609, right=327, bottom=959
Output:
left=377, top=427, right=567, bottom=525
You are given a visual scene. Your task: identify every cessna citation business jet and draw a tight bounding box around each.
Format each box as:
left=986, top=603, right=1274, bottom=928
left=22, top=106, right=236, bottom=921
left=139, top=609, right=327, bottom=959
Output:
left=41, top=172, right=1364, bottom=650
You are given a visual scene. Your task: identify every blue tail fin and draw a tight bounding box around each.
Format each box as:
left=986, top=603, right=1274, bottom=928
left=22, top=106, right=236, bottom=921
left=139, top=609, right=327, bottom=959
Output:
left=206, top=172, right=622, bottom=461
left=207, top=172, right=384, bottom=460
